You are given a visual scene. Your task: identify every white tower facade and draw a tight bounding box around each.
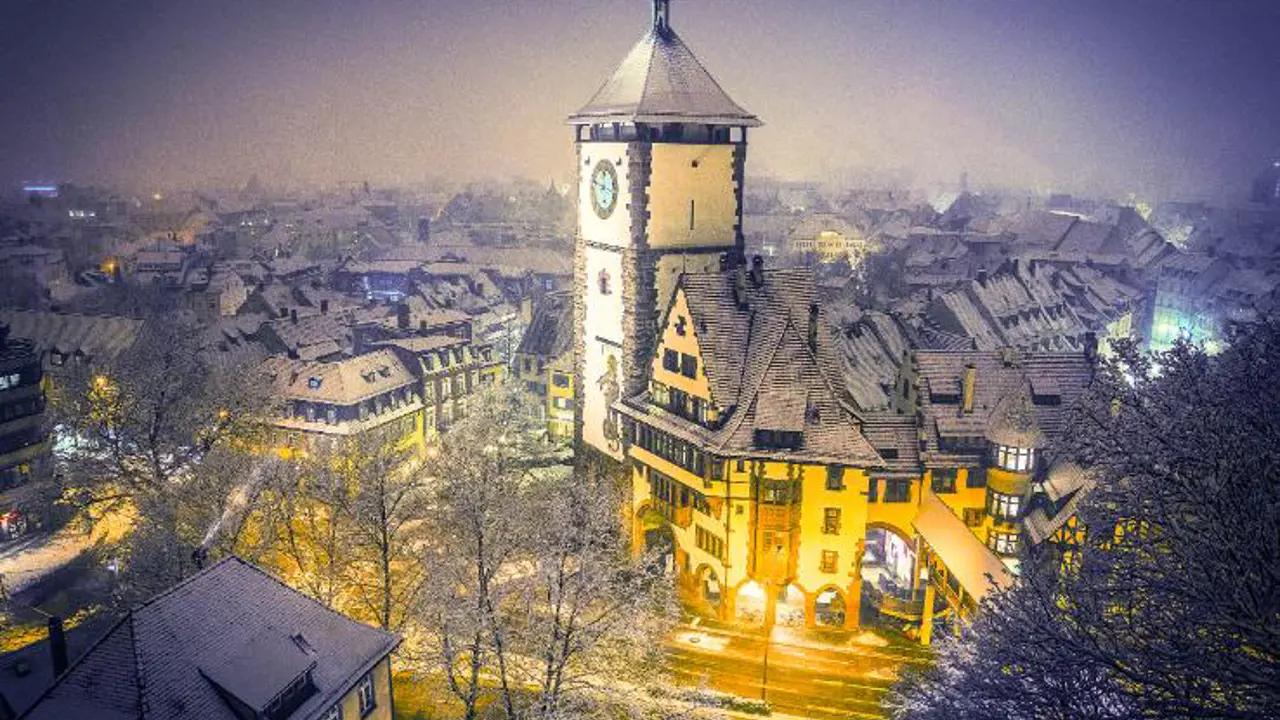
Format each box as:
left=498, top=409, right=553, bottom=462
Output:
left=570, top=0, right=761, bottom=459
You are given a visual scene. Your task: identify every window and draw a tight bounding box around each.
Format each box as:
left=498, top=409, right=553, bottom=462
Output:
left=994, top=445, right=1034, bottom=472
left=883, top=478, right=911, bottom=503
left=987, top=530, right=1019, bottom=556
left=825, top=466, right=844, bottom=491
left=695, top=526, right=724, bottom=559
left=820, top=550, right=838, bottom=574
left=867, top=477, right=879, bottom=502
left=598, top=268, right=612, bottom=295
left=321, top=705, right=343, bottom=720
left=963, top=508, right=985, bottom=526
left=662, top=349, right=680, bottom=373
left=823, top=508, right=841, bottom=535
left=552, top=373, right=570, bottom=388
left=680, top=353, right=697, bottom=379
left=326, top=407, right=338, bottom=424
left=965, top=467, right=987, bottom=488
left=931, top=468, right=957, bottom=494
left=0, top=373, right=20, bottom=390
left=357, top=672, right=376, bottom=717
left=987, top=490, right=1022, bottom=522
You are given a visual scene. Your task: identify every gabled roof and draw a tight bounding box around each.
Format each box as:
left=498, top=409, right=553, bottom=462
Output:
left=517, top=292, right=573, bottom=360
left=622, top=268, right=881, bottom=466
left=914, top=349, right=1095, bottom=464
left=268, top=348, right=418, bottom=405
left=21, top=557, right=399, bottom=720
left=568, top=18, right=760, bottom=127
left=0, top=310, right=143, bottom=361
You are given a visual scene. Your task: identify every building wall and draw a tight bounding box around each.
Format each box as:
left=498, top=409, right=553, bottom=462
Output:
left=331, top=656, right=395, bottom=720
left=646, top=144, right=738, bottom=250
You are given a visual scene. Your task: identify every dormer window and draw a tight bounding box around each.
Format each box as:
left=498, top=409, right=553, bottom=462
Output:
left=308, top=377, right=323, bottom=390
left=994, top=444, right=1034, bottom=472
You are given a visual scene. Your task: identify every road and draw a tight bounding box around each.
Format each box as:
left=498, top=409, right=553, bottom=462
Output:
left=665, top=621, right=932, bottom=720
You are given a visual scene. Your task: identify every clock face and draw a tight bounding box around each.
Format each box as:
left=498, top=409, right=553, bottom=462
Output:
left=590, top=160, right=619, bottom=219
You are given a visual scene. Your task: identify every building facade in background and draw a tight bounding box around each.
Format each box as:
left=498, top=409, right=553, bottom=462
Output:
left=0, top=325, right=48, bottom=542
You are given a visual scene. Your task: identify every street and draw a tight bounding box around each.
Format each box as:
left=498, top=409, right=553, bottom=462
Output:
left=666, top=620, right=932, bottom=720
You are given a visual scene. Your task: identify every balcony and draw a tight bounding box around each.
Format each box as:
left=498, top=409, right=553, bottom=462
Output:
left=653, top=499, right=692, bottom=529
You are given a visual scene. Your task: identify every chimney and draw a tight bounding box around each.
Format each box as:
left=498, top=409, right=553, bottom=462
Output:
left=961, top=363, right=977, bottom=414
left=976, top=268, right=988, bottom=287
left=733, top=263, right=749, bottom=309
left=807, top=303, right=820, bottom=353
left=1084, top=331, right=1099, bottom=364
left=1028, top=259, right=1038, bottom=277
left=289, top=308, right=298, bottom=325
left=396, top=302, right=411, bottom=330
left=1010, top=258, right=1019, bottom=275
left=191, top=546, right=209, bottom=570
left=320, top=299, right=329, bottom=314
left=48, top=616, right=68, bottom=677
left=749, top=255, right=765, bottom=287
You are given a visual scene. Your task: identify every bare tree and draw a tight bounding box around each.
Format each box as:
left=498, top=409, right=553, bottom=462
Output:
left=889, top=325, right=1280, bottom=720
left=516, top=470, right=676, bottom=720
left=48, top=312, right=275, bottom=598
left=415, top=381, right=679, bottom=719
left=416, top=382, right=549, bottom=720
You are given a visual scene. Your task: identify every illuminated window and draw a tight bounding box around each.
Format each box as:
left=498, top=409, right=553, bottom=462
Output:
left=987, top=530, right=1019, bottom=556
left=994, top=445, right=1034, bottom=472
left=987, top=490, right=1022, bottom=521
left=963, top=508, right=985, bottom=526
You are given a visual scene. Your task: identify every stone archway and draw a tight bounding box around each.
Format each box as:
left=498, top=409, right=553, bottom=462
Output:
left=696, top=564, right=723, bottom=612
left=776, top=584, right=808, bottom=628
left=814, top=587, right=847, bottom=627
left=734, top=580, right=767, bottom=626
left=863, top=524, right=917, bottom=593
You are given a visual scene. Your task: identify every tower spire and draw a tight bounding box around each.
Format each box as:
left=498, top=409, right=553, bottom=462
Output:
left=653, top=0, right=671, bottom=37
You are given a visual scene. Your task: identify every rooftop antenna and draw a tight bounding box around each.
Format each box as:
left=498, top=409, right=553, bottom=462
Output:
left=653, top=0, right=671, bottom=37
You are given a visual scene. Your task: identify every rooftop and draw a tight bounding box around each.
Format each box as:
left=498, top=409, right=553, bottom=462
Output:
left=20, top=557, right=399, bottom=720
left=568, top=1, right=760, bottom=127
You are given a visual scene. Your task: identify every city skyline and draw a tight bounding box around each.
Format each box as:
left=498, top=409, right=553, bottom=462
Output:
left=2, top=0, right=1278, bottom=201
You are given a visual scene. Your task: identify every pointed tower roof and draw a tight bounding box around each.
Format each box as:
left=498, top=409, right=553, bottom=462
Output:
left=568, top=0, right=761, bottom=127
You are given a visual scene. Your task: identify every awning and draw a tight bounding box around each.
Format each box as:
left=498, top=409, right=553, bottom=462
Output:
left=913, top=492, right=1014, bottom=603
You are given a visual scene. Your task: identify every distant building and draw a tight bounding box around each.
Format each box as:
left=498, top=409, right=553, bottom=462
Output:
left=18, top=556, right=400, bottom=720
left=0, top=245, right=69, bottom=287
left=515, top=291, right=575, bottom=439
left=0, top=325, right=48, bottom=542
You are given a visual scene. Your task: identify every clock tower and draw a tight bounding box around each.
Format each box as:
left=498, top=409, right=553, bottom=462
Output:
left=570, top=0, right=761, bottom=459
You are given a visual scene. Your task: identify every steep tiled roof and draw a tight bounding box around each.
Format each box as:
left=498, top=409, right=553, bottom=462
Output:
left=21, top=557, right=399, bottom=720
left=517, top=292, right=573, bottom=359
left=914, top=349, right=1095, bottom=464
left=623, top=268, right=881, bottom=466
left=568, top=18, right=760, bottom=127
left=0, top=310, right=142, bottom=361
left=268, top=348, right=418, bottom=405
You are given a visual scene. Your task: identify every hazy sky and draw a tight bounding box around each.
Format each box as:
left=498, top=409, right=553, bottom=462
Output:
left=2, top=0, right=1277, bottom=200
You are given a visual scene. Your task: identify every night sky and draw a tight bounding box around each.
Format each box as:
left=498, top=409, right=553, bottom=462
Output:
left=2, top=0, right=1277, bottom=200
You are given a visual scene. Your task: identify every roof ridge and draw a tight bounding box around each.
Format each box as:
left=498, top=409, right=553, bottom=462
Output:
left=129, top=556, right=241, bottom=614
left=231, top=557, right=401, bottom=647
